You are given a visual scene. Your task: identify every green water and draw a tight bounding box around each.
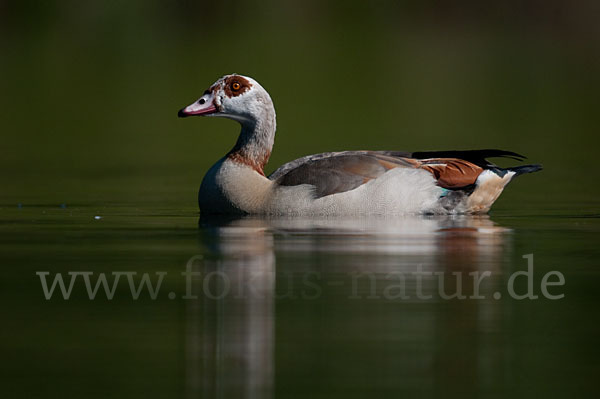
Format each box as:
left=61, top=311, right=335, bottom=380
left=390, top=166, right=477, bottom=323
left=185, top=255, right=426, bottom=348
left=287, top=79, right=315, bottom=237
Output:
left=2, top=205, right=599, bottom=398
left=2, top=2, right=599, bottom=398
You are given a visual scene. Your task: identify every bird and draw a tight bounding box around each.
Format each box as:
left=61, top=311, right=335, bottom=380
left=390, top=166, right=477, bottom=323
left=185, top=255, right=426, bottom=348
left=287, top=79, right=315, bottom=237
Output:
left=178, top=74, right=541, bottom=215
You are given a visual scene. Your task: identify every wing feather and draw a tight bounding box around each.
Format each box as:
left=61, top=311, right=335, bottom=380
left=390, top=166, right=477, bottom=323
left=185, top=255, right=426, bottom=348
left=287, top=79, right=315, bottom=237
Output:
left=269, top=149, right=520, bottom=198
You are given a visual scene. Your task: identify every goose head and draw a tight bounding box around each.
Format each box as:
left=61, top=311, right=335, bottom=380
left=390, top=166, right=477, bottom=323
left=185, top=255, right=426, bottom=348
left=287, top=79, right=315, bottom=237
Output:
left=178, top=74, right=275, bottom=128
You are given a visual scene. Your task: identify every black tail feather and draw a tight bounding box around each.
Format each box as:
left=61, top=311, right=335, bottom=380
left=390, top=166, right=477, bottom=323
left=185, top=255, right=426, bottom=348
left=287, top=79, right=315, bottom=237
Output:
left=410, top=149, right=527, bottom=167
left=508, top=164, right=543, bottom=176
left=407, top=148, right=542, bottom=178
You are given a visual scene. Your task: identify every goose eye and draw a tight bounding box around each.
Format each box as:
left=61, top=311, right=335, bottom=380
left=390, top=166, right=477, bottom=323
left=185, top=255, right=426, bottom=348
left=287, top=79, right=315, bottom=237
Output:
left=231, top=82, right=241, bottom=91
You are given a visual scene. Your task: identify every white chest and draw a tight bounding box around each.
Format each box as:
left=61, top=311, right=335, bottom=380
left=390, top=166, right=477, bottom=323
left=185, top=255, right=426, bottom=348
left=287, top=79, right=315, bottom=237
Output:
left=199, top=158, right=273, bottom=214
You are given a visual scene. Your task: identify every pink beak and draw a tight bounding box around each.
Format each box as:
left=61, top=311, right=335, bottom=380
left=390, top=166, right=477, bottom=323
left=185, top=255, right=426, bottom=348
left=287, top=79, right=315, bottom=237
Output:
left=178, top=91, right=218, bottom=117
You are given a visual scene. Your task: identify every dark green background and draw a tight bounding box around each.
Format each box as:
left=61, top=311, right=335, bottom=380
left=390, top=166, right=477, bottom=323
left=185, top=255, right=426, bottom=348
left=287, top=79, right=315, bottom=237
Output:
left=2, top=0, right=599, bottom=208
left=1, top=1, right=599, bottom=398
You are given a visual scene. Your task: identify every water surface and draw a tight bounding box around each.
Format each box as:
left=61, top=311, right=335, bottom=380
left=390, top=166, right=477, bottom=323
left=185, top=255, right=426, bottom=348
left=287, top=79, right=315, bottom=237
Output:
left=2, top=202, right=598, bottom=398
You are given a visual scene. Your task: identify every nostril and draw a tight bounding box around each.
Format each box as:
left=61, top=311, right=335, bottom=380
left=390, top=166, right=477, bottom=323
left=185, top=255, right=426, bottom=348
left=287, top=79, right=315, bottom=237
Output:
left=199, top=98, right=206, bottom=105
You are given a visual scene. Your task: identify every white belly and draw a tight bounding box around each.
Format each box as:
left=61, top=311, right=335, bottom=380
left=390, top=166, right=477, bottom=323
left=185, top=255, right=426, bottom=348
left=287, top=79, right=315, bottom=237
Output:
left=266, top=168, right=444, bottom=215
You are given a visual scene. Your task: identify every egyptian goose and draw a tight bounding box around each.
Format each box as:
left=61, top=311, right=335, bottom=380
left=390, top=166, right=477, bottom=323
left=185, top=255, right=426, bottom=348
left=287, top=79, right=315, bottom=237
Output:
left=178, top=74, right=541, bottom=215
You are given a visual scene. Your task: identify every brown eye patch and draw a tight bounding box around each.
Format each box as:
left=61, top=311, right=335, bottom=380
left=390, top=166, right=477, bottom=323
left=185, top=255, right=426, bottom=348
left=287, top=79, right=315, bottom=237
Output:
left=223, top=75, right=252, bottom=98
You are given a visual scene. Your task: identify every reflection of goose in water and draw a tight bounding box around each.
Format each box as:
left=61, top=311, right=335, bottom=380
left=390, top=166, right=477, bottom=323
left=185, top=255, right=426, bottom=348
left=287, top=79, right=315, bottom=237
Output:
left=187, top=217, right=275, bottom=399
left=188, top=215, right=511, bottom=398
left=201, top=214, right=509, bottom=260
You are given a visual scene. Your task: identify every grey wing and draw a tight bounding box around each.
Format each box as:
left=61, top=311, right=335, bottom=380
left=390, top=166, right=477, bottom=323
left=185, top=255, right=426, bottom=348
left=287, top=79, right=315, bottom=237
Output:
left=268, top=148, right=532, bottom=198
left=268, top=151, right=416, bottom=198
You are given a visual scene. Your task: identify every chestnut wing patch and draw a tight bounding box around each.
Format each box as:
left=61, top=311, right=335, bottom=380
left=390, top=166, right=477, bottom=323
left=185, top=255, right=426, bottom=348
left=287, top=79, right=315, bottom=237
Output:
left=418, top=158, right=483, bottom=189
